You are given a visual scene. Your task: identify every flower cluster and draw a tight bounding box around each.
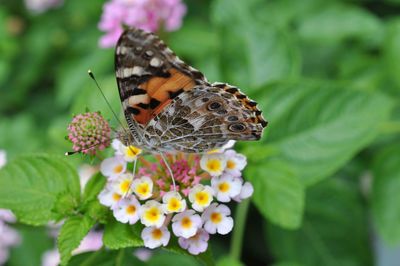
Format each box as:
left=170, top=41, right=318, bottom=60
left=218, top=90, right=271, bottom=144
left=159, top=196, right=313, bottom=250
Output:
left=67, top=112, right=112, bottom=155
left=98, top=140, right=253, bottom=255
left=98, top=0, right=187, bottom=48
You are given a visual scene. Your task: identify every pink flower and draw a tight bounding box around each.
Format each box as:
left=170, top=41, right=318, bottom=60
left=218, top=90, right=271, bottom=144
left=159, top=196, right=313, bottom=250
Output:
left=67, top=112, right=111, bottom=155
left=98, top=0, right=187, bottom=48
left=72, top=231, right=103, bottom=255
left=0, top=209, right=16, bottom=223
left=0, top=221, right=21, bottom=264
left=178, top=229, right=209, bottom=255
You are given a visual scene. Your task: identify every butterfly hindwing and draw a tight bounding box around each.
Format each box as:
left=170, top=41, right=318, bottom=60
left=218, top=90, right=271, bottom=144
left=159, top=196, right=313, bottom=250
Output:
left=143, top=84, right=266, bottom=153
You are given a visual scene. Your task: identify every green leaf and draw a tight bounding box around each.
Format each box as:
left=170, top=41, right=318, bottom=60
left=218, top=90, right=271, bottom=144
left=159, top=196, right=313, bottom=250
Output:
left=0, top=154, right=80, bottom=225
left=272, top=262, right=304, bottom=266
left=84, top=200, right=110, bottom=224
left=58, top=214, right=96, bottom=265
left=383, top=19, right=400, bottom=90
left=216, top=255, right=244, bottom=266
left=211, top=0, right=300, bottom=88
left=148, top=251, right=201, bottom=266
left=297, top=3, right=382, bottom=44
left=103, top=219, right=143, bottom=249
left=247, top=80, right=393, bottom=185
left=68, top=248, right=142, bottom=266
left=266, top=177, right=372, bottom=266
left=372, top=143, right=400, bottom=246
left=83, top=172, right=107, bottom=201
left=246, top=160, right=304, bottom=229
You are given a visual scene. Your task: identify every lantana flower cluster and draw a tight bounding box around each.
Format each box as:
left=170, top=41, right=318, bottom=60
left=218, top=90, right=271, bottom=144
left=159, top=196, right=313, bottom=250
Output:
left=67, top=112, right=112, bottom=155
left=98, top=140, right=254, bottom=255
left=98, top=0, right=187, bottom=48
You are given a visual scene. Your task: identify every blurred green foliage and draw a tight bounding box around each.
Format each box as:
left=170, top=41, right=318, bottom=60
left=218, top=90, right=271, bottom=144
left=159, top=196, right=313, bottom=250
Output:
left=1, top=0, right=400, bottom=265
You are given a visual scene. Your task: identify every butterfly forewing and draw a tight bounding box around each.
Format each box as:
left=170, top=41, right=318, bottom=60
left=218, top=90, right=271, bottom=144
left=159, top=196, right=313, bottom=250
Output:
left=115, top=28, right=208, bottom=126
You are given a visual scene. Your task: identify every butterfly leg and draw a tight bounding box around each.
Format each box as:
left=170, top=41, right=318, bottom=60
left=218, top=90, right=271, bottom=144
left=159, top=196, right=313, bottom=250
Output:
left=124, top=155, right=138, bottom=198
left=160, top=153, right=176, bottom=191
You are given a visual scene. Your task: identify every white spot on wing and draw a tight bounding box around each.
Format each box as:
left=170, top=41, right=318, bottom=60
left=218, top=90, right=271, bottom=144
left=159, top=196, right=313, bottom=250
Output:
left=128, top=94, right=149, bottom=106
left=116, top=46, right=128, bottom=55
left=150, top=57, right=162, bottom=67
left=116, top=66, right=144, bottom=78
left=191, top=117, right=204, bottom=130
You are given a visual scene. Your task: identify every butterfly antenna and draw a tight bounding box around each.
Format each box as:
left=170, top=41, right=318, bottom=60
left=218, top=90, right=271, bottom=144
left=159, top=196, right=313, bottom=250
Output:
left=88, top=70, right=128, bottom=134
left=161, top=153, right=177, bottom=191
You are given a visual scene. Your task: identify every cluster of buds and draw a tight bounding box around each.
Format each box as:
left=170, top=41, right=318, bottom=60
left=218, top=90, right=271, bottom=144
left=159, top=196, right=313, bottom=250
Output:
left=67, top=112, right=112, bottom=155
left=98, top=139, right=253, bottom=255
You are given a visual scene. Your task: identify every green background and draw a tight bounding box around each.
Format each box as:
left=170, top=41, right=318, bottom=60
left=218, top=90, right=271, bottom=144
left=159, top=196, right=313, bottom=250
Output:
left=1, top=0, right=400, bottom=265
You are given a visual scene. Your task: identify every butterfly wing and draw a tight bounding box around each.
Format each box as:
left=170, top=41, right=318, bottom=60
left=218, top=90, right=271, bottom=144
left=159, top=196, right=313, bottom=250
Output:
left=143, top=84, right=267, bottom=153
left=115, top=28, right=209, bottom=132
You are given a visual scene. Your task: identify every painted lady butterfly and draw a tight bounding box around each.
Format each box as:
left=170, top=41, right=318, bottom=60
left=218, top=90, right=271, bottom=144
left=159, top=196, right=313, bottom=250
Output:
left=115, top=28, right=267, bottom=154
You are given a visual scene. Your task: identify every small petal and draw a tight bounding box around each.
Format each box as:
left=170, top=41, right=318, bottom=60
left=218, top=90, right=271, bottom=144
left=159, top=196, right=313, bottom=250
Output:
left=162, top=191, right=186, bottom=213
left=178, top=229, right=209, bottom=255
left=100, top=156, right=127, bottom=180
left=211, top=174, right=242, bottom=203
left=141, top=226, right=170, bottom=249
left=139, top=200, right=166, bottom=228
left=188, top=184, right=214, bottom=212
left=171, top=210, right=202, bottom=238
left=131, top=176, right=154, bottom=200
left=200, top=153, right=227, bottom=176
left=201, top=203, right=233, bottom=235
left=113, top=197, right=141, bottom=224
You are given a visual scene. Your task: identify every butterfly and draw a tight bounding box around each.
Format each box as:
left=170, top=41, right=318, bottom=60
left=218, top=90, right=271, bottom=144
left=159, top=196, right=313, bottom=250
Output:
left=115, top=28, right=267, bottom=154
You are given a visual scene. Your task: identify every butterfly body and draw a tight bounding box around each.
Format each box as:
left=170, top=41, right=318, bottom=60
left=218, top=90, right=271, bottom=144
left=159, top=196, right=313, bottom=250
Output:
left=115, top=28, right=267, bottom=153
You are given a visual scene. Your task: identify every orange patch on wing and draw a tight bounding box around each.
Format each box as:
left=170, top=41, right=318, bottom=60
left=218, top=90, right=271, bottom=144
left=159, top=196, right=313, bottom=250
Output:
left=133, top=68, right=195, bottom=125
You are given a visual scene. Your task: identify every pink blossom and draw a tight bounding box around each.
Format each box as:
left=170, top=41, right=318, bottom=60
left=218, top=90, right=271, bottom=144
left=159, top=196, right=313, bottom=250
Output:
left=72, top=231, right=103, bottom=255
left=0, top=209, right=16, bottom=223
left=24, top=0, right=63, bottom=13
left=67, top=112, right=111, bottom=155
left=0, top=221, right=21, bottom=264
left=98, top=0, right=187, bottom=48
left=178, top=229, right=209, bottom=255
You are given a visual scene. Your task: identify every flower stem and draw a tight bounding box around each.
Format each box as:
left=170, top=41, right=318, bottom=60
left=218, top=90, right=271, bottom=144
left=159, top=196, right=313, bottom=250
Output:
left=116, top=248, right=125, bottom=266
left=230, top=198, right=250, bottom=261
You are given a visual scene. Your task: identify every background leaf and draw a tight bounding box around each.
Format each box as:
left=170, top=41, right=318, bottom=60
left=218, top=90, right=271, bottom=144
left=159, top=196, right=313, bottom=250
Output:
left=67, top=249, right=142, bottom=266
left=211, top=0, right=300, bottom=88
left=0, top=154, right=80, bottom=225
left=58, top=214, right=96, bottom=265
left=372, top=143, right=400, bottom=246
left=83, top=172, right=107, bottom=201
left=245, top=80, right=393, bottom=185
left=246, top=160, right=304, bottom=229
left=266, top=177, right=372, bottom=266
left=103, top=219, right=144, bottom=249
left=383, top=19, right=400, bottom=91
